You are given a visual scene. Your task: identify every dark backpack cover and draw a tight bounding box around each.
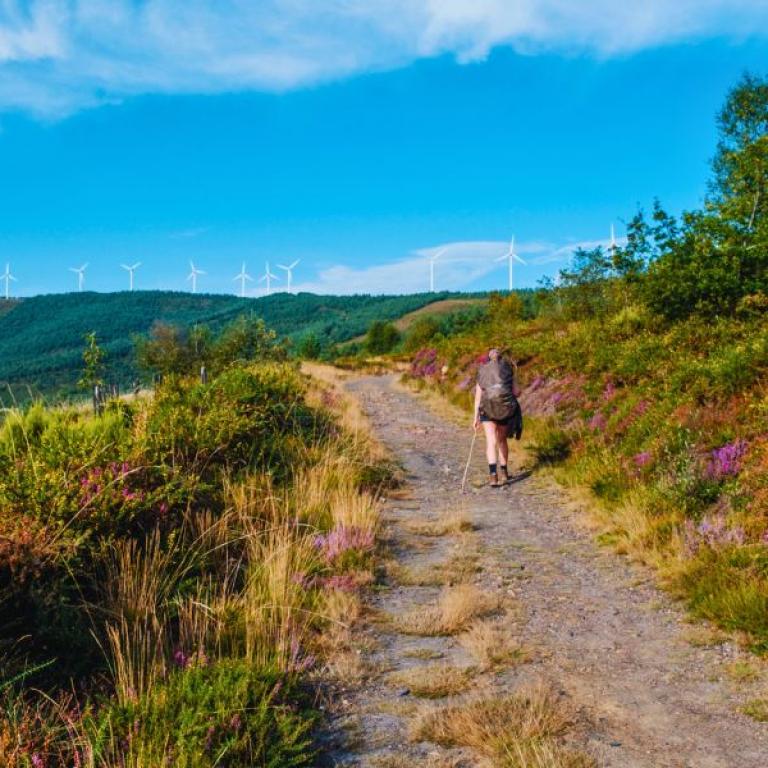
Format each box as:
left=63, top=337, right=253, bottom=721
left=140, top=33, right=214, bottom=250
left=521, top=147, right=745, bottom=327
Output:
left=478, top=359, right=518, bottom=421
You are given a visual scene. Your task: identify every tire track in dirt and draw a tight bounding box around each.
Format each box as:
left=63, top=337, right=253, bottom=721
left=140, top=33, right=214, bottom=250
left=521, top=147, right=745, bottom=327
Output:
left=325, top=374, right=767, bottom=767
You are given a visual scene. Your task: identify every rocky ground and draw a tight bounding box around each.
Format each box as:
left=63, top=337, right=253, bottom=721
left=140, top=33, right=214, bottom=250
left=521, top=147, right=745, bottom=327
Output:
left=323, top=374, right=767, bottom=767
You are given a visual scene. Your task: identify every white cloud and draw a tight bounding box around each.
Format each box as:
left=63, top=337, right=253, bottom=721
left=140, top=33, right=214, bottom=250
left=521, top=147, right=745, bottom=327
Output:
left=290, top=235, right=618, bottom=294
left=0, top=1, right=766, bottom=115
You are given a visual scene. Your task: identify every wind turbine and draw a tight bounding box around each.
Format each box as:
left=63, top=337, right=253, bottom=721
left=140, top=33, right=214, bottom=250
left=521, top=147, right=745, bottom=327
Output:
left=609, top=223, right=618, bottom=263
left=121, top=262, right=141, bottom=291
left=258, top=262, right=279, bottom=295
left=1, top=264, right=16, bottom=300
left=69, top=263, right=88, bottom=292
left=187, top=261, right=205, bottom=293
left=495, top=237, right=526, bottom=291
left=233, top=262, right=253, bottom=297
left=277, top=259, right=300, bottom=292
left=427, top=249, right=444, bottom=292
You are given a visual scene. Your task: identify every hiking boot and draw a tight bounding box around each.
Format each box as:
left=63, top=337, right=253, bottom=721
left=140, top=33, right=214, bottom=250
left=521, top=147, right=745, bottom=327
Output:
left=489, top=472, right=501, bottom=488
left=499, top=466, right=510, bottom=485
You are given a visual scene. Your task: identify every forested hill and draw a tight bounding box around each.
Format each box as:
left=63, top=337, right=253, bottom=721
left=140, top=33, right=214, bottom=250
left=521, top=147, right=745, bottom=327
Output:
left=0, top=290, right=453, bottom=399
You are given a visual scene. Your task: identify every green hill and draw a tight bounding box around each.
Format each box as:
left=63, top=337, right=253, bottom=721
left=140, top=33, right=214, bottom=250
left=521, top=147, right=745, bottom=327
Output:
left=0, top=290, right=460, bottom=400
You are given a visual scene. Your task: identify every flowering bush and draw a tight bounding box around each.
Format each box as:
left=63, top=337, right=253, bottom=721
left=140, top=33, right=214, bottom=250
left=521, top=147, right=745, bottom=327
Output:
left=410, top=348, right=440, bottom=378
left=704, top=440, right=748, bottom=481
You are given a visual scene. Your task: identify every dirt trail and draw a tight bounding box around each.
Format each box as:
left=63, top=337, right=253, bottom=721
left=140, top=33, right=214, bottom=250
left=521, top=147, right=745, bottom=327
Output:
left=325, top=375, right=767, bottom=767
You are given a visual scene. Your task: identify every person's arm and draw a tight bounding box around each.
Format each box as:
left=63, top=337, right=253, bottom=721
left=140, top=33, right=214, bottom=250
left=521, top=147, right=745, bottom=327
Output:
left=473, top=383, right=482, bottom=430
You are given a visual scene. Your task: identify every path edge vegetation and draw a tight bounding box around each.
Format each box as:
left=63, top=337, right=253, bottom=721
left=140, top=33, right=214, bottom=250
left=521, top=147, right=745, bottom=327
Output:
left=0, top=325, right=396, bottom=766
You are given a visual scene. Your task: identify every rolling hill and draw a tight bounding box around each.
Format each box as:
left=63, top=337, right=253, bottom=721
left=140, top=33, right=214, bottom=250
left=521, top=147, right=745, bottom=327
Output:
left=0, top=290, right=463, bottom=401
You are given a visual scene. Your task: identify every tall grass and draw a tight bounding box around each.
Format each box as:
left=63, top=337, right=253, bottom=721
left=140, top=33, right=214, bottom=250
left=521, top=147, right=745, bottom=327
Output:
left=0, top=361, right=387, bottom=766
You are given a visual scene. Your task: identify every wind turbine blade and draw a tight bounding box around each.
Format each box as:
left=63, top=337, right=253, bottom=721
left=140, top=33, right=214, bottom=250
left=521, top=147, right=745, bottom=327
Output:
left=133, top=262, right=142, bottom=270
left=197, top=269, right=206, bottom=275
left=513, top=254, right=527, bottom=265
left=289, top=259, right=300, bottom=269
left=258, top=274, right=267, bottom=282
left=121, top=264, right=131, bottom=270
left=495, top=254, right=507, bottom=262
left=81, top=263, right=89, bottom=271
left=9, top=274, right=17, bottom=281
left=277, top=264, right=289, bottom=271
left=69, top=267, right=80, bottom=273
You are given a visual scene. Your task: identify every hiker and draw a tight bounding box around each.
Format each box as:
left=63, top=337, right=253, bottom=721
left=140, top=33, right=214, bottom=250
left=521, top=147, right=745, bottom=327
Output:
left=473, top=348, right=522, bottom=487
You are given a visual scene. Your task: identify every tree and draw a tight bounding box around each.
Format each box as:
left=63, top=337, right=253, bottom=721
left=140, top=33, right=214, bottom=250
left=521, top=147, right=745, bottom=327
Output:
left=403, top=316, right=441, bottom=352
left=297, top=333, right=322, bottom=359
left=78, top=331, right=106, bottom=390
left=211, top=315, right=284, bottom=370
left=645, top=72, right=768, bottom=319
left=365, top=320, right=400, bottom=354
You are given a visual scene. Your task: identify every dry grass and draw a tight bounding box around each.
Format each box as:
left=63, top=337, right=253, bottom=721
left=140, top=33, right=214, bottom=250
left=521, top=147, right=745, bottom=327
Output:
left=724, top=660, right=760, bottom=683
left=404, top=510, right=475, bottom=537
left=459, top=617, right=529, bottom=670
left=402, top=647, right=445, bottom=661
left=385, top=559, right=445, bottom=587
left=370, top=753, right=469, bottom=768
left=411, top=683, right=595, bottom=768
left=396, top=584, right=499, bottom=636
left=387, top=664, right=476, bottom=698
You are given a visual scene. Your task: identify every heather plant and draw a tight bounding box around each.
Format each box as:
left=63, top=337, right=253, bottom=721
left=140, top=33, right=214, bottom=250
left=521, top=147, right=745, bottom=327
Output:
left=0, top=352, right=388, bottom=764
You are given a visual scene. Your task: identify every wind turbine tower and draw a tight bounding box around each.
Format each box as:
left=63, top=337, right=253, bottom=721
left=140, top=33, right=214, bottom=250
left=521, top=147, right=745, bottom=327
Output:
left=2, top=264, right=17, bottom=300
left=495, top=237, right=526, bottom=291
left=69, top=263, right=88, bottom=292
left=258, top=262, right=279, bottom=295
left=427, top=249, right=444, bottom=292
left=233, top=262, right=253, bottom=297
left=121, top=262, right=142, bottom=291
left=277, top=259, right=300, bottom=292
left=187, top=261, right=205, bottom=293
left=609, top=223, right=617, bottom=263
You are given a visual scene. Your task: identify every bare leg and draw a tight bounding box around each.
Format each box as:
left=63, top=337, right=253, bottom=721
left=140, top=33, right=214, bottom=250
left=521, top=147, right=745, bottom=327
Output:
left=496, top=423, right=509, bottom=467
left=482, top=421, right=498, bottom=464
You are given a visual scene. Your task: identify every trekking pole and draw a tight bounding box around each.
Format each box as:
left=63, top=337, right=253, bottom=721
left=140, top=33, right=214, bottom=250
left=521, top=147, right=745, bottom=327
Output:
left=460, top=428, right=478, bottom=493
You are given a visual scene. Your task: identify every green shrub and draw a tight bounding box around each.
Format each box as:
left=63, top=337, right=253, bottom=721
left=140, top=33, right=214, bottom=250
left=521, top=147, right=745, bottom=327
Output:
left=86, top=659, right=317, bottom=767
left=531, top=428, right=571, bottom=465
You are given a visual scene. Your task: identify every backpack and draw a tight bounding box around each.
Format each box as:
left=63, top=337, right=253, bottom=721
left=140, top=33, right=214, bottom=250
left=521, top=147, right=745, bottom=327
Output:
left=477, top=359, right=518, bottom=421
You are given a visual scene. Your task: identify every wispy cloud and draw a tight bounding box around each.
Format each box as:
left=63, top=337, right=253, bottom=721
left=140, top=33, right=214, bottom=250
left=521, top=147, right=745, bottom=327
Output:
left=1, top=1, right=766, bottom=116
left=290, top=235, right=618, bottom=294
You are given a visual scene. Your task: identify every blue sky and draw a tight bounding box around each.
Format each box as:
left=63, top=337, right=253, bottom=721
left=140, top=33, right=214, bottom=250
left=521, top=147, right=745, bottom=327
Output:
left=1, top=1, right=767, bottom=296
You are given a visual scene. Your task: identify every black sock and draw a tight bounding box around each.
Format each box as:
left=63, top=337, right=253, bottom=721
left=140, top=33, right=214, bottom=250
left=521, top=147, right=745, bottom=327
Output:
left=489, top=463, right=497, bottom=475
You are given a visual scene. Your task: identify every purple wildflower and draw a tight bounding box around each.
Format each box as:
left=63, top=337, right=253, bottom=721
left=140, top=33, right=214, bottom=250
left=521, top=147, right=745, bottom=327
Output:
left=633, top=451, right=652, bottom=468
left=457, top=376, right=472, bottom=391
left=314, top=525, right=374, bottom=562
left=172, top=648, right=189, bottom=669
left=683, top=514, right=746, bottom=555
left=705, top=440, right=747, bottom=481
left=589, top=412, right=607, bottom=431
left=31, top=755, right=44, bottom=768
left=603, top=381, right=616, bottom=401
left=229, top=713, right=242, bottom=732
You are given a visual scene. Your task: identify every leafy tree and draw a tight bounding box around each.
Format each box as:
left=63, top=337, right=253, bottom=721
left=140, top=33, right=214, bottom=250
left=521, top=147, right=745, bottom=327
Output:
left=557, top=247, right=612, bottom=318
left=645, top=72, right=768, bottom=318
left=78, top=331, right=106, bottom=390
left=297, top=333, right=322, bottom=359
left=211, top=315, right=285, bottom=370
left=403, top=316, right=441, bottom=352
left=365, top=320, right=400, bottom=354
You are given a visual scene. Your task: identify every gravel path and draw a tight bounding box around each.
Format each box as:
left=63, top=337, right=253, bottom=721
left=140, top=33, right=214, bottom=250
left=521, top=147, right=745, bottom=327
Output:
left=325, top=375, right=767, bottom=767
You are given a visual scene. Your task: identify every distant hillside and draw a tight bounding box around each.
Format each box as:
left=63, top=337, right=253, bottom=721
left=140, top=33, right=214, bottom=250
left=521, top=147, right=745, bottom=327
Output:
left=0, top=290, right=460, bottom=401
